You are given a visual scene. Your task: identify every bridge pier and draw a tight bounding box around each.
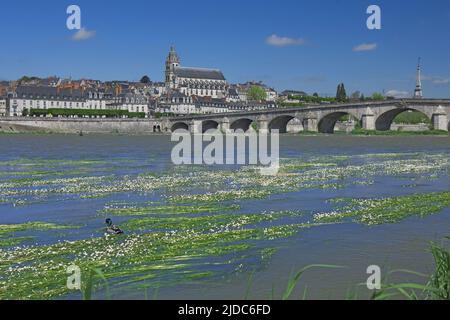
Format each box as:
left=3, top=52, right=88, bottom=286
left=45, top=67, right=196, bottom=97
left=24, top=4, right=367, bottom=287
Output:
left=302, top=114, right=318, bottom=132
left=220, top=117, right=231, bottom=133
left=432, top=106, right=448, bottom=131
left=361, top=107, right=375, bottom=130
left=257, top=115, right=269, bottom=133
left=190, top=120, right=202, bottom=134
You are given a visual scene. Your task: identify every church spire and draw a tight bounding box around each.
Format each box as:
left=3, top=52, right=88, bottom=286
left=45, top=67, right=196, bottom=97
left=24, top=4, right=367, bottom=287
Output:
left=414, top=57, right=423, bottom=99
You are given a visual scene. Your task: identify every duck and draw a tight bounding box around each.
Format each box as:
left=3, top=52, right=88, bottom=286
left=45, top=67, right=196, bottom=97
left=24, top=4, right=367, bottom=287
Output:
left=105, top=218, right=124, bottom=235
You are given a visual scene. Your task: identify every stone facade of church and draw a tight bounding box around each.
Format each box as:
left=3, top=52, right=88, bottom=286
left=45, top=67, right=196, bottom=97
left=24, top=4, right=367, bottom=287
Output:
left=165, top=47, right=228, bottom=99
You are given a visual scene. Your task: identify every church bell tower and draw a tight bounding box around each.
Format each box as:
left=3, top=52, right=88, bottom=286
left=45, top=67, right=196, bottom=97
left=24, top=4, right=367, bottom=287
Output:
left=165, top=46, right=180, bottom=88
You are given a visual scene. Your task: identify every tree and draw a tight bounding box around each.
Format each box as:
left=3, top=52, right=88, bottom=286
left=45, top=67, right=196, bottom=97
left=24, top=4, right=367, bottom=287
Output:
left=351, top=91, right=361, bottom=100
left=336, top=83, right=347, bottom=102
left=140, top=75, right=151, bottom=84
left=371, top=92, right=384, bottom=101
left=247, top=86, right=267, bottom=101
left=313, top=93, right=319, bottom=97
left=22, top=108, right=29, bottom=117
left=19, top=76, right=40, bottom=84
left=360, top=94, right=365, bottom=101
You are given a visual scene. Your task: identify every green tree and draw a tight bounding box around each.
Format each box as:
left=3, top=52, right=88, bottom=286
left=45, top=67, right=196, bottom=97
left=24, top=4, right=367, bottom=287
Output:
left=247, top=86, right=267, bottom=101
left=371, top=92, right=384, bottom=101
left=19, top=76, right=40, bottom=84
left=140, top=75, right=151, bottom=84
left=22, top=108, right=29, bottom=117
left=336, top=83, right=347, bottom=102
left=313, top=92, right=319, bottom=97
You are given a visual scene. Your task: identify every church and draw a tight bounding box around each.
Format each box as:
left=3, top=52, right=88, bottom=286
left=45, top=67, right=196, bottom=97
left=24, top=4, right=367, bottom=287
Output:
left=165, top=47, right=228, bottom=99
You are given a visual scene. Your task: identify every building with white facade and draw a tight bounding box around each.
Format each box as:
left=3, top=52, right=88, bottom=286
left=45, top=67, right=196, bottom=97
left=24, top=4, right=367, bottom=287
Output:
left=8, top=86, right=86, bottom=116
left=0, top=97, right=6, bottom=116
left=156, top=91, right=196, bottom=115
left=118, top=93, right=149, bottom=114
left=8, top=86, right=149, bottom=117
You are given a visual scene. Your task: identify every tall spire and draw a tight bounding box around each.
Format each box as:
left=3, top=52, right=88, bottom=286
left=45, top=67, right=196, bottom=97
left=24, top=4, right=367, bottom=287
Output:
left=414, top=57, right=423, bottom=99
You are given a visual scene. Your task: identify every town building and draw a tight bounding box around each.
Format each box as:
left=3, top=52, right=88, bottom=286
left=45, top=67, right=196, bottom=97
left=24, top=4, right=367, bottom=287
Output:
left=233, top=81, right=278, bottom=102
left=0, top=97, right=7, bottom=116
left=7, top=86, right=149, bottom=117
left=117, top=93, right=149, bottom=114
left=280, top=90, right=308, bottom=98
left=155, top=91, right=196, bottom=115
left=0, top=81, right=10, bottom=96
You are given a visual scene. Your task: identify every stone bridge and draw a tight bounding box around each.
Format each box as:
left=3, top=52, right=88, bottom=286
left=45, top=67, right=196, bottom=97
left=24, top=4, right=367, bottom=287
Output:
left=162, top=99, right=450, bottom=134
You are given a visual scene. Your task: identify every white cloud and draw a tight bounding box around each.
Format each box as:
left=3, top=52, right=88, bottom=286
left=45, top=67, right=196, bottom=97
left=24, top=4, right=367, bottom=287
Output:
left=72, top=28, right=96, bottom=41
left=266, top=34, right=305, bottom=47
left=422, top=74, right=450, bottom=85
left=432, top=78, right=450, bottom=85
left=352, top=43, right=377, bottom=52
left=386, top=90, right=410, bottom=98
left=421, top=74, right=434, bottom=81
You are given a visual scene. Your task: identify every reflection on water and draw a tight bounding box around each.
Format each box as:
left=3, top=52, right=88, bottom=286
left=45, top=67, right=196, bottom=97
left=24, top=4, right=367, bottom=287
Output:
left=0, top=134, right=449, bottom=300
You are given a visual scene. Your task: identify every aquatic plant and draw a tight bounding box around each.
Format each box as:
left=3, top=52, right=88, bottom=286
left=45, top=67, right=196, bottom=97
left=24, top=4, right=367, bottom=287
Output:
left=314, top=191, right=450, bottom=226
left=99, top=203, right=240, bottom=217
left=0, top=210, right=309, bottom=300
left=0, top=222, right=74, bottom=236
left=0, top=151, right=449, bottom=300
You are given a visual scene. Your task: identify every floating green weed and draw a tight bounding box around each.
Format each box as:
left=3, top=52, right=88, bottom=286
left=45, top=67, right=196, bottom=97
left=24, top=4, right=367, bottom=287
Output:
left=100, top=203, right=240, bottom=217
left=0, top=211, right=308, bottom=300
left=315, top=191, right=450, bottom=225
left=0, top=237, right=34, bottom=248
left=0, top=222, right=75, bottom=236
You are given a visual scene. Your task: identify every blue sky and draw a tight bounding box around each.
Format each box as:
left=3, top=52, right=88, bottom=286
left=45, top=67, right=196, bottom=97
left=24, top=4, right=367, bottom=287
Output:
left=0, top=0, right=449, bottom=97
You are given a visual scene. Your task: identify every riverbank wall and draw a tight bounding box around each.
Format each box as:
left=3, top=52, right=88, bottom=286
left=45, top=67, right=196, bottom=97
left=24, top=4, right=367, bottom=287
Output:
left=0, top=117, right=166, bottom=134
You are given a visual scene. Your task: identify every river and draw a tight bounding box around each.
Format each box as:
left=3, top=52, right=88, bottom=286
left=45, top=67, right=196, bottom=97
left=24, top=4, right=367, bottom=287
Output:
left=0, top=134, right=449, bottom=300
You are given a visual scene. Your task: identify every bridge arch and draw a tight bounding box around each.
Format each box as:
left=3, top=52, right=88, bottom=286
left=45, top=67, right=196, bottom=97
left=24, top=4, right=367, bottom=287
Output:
left=171, top=122, right=189, bottom=132
left=318, top=111, right=360, bottom=134
left=375, top=108, right=431, bottom=131
left=202, top=120, right=220, bottom=133
left=269, top=115, right=297, bottom=133
left=230, top=118, right=255, bottom=132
